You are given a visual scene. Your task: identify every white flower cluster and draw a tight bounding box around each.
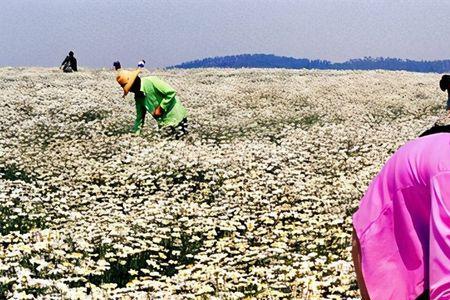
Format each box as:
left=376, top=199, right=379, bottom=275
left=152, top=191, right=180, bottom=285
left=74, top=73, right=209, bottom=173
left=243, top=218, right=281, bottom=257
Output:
left=0, top=67, right=444, bottom=299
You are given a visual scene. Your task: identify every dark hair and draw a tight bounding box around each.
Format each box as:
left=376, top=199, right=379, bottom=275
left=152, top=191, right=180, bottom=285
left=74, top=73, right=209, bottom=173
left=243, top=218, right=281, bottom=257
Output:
left=130, top=75, right=142, bottom=96
left=440, top=75, right=450, bottom=91
left=69, top=51, right=74, bottom=56
left=113, top=61, right=121, bottom=70
left=420, top=124, right=450, bottom=137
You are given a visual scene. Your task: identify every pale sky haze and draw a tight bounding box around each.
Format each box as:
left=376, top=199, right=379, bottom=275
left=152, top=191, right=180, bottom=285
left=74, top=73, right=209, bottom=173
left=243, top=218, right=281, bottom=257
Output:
left=0, top=0, right=448, bottom=68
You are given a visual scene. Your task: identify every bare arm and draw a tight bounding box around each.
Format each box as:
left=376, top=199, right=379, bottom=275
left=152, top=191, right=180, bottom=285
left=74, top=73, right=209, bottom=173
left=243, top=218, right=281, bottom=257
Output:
left=352, top=228, right=371, bottom=300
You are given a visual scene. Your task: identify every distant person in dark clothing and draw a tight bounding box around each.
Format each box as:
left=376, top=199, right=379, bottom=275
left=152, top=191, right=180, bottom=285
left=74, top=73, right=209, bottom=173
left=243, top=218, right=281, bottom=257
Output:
left=137, top=60, right=146, bottom=68
left=113, top=61, right=121, bottom=71
left=439, top=74, right=450, bottom=110
left=60, top=51, right=77, bottom=72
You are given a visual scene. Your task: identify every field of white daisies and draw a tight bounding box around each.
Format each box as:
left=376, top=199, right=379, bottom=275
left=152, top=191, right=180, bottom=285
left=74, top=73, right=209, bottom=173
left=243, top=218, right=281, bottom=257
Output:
left=0, top=67, right=444, bottom=299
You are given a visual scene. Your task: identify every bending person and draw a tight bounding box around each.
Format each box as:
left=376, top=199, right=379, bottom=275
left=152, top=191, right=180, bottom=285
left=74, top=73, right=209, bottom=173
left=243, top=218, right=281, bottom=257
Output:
left=353, top=132, right=450, bottom=299
left=116, top=68, right=188, bottom=138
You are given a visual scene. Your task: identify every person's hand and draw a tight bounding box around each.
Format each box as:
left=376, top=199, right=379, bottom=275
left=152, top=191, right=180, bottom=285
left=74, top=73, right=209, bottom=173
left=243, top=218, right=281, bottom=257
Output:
left=153, top=106, right=164, bottom=117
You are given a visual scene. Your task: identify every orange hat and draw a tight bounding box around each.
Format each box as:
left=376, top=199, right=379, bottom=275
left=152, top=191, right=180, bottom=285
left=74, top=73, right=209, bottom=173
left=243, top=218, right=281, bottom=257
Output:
left=116, top=69, right=141, bottom=96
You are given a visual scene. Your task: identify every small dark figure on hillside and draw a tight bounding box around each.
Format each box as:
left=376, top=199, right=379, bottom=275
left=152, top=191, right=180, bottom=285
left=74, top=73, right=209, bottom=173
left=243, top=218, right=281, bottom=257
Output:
left=439, top=74, right=450, bottom=110
left=137, top=60, right=146, bottom=68
left=60, top=51, right=78, bottom=72
left=113, top=61, right=121, bottom=71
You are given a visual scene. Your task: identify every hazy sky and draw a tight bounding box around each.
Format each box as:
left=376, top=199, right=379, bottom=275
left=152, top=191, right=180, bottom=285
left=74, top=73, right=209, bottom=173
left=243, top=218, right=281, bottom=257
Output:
left=1, top=0, right=449, bottom=68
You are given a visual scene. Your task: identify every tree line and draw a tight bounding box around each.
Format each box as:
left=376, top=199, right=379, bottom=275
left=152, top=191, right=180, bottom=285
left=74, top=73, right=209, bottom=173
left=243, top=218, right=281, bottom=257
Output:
left=171, top=54, right=450, bottom=73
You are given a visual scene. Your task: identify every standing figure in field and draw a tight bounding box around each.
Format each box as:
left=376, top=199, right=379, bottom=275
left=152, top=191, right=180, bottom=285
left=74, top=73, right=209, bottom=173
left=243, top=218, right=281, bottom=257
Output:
left=60, top=51, right=78, bottom=72
left=440, top=74, right=450, bottom=111
left=137, top=59, right=146, bottom=68
left=113, top=61, right=121, bottom=71
left=116, top=68, right=188, bottom=138
left=352, top=131, right=450, bottom=299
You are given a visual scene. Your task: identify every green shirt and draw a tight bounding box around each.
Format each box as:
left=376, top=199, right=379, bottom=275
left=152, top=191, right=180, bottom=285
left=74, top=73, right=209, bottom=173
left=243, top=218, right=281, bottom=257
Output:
left=133, top=76, right=187, bottom=131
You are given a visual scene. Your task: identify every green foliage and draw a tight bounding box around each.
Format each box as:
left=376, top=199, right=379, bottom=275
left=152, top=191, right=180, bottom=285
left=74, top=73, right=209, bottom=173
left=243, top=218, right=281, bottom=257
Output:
left=0, top=164, right=34, bottom=183
left=88, top=231, right=203, bottom=288
left=0, top=204, right=46, bottom=235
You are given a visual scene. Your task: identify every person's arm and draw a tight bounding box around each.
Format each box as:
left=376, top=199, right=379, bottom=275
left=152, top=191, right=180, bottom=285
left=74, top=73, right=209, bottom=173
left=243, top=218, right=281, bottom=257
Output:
left=429, top=172, right=450, bottom=299
left=152, top=77, right=177, bottom=117
left=73, top=58, right=78, bottom=71
left=352, top=228, right=371, bottom=300
left=61, top=56, right=68, bottom=67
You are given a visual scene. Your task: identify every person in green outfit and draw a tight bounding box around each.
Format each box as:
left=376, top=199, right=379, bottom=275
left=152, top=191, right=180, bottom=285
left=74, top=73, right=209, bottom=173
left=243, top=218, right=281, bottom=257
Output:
left=116, top=69, right=188, bottom=138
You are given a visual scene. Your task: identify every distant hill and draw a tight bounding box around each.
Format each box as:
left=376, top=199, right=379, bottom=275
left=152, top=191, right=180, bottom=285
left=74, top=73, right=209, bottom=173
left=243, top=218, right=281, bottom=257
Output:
left=171, top=54, right=450, bottom=73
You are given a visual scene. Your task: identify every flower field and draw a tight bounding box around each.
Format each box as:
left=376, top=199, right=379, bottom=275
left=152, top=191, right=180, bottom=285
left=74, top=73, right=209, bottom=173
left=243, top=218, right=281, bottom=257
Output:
left=0, top=67, right=444, bottom=299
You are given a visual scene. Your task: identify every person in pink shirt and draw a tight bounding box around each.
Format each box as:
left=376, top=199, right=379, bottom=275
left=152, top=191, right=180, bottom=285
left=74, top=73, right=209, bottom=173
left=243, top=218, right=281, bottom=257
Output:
left=353, top=131, right=450, bottom=300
